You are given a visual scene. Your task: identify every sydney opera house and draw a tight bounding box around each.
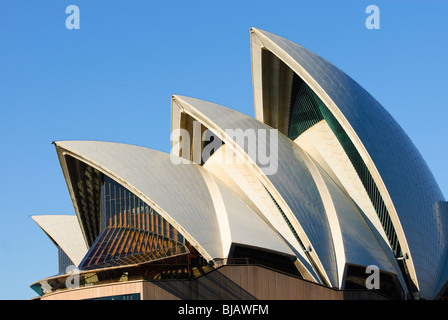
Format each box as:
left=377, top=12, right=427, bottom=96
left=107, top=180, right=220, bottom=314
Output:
left=30, top=28, right=448, bottom=300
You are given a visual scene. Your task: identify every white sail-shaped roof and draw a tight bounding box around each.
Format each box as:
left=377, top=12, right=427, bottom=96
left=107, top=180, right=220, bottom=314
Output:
left=31, top=215, right=88, bottom=267
left=53, top=140, right=296, bottom=265
left=250, top=27, right=447, bottom=298
left=171, top=95, right=404, bottom=289
left=30, top=27, right=447, bottom=299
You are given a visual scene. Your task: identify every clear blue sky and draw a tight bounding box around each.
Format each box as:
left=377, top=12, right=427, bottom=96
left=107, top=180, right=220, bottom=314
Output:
left=0, top=0, right=446, bottom=300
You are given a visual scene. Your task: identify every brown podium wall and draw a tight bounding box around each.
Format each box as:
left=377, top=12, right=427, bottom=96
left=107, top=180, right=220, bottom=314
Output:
left=40, top=265, right=387, bottom=300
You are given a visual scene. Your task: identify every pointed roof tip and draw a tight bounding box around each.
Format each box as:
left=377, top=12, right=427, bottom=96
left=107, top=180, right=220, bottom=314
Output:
left=30, top=214, right=49, bottom=220
left=52, top=141, right=68, bottom=148
left=172, top=94, right=183, bottom=100
left=171, top=94, right=189, bottom=106
left=30, top=215, right=47, bottom=222
left=250, top=27, right=263, bottom=36
left=52, top=140, right=66, bottom=147
left=172, top=94, right=209, bottom=106
left=250, top=27, right=265, bottom=32
left=172, top=94, right=196, bottom=101
left=30, top=214, right=45, bottom=218
left=250, top=28, right=290, bottom=46
left=52, top=140, right=69, bottom=150
left=250, top=27, right=274, bottom=36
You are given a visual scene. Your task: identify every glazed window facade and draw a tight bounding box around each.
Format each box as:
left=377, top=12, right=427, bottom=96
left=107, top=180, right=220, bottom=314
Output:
left=288, top=72, right=402, bottom=257
left=101, top=176, right=184, bottom=244
left=86, top=293, right=140, bottom=300
left=79, top=174, right=188, bottom=270
left=58, top=247, right=75, bottom=275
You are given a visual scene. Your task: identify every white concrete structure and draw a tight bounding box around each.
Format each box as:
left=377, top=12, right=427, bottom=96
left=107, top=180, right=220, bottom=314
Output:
left=250, top=28, right=448, bottom=299
left=31, top=28, right=448, bottom=300
left=32, top=215, right=87, bottom=267
left=53, top=141, right=297, bottom=264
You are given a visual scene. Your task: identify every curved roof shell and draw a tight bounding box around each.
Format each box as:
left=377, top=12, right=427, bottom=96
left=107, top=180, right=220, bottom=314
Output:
left=30, top=27, right=447, bottom=299
left=53, top=140, right=296, bottom=265
left=31, top=215, right=87, bottom=267
left=171, top=95, right=405, bottom=289
left=250, top=28, right=447, bottom=298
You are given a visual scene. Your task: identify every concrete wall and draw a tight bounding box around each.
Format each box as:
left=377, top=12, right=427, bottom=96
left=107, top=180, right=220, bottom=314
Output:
left=40, top=265, right=386, bottom=300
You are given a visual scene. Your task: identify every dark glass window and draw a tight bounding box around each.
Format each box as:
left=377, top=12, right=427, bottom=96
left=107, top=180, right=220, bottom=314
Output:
left=86, top=293, right=140, bottom=300
left=65, top=155, right=103, bottom=247
left=58, top=246, right=75, bottom=275
left=79, top=175, right=188, bottom=270
left=320, top=106, right=401, bottom=257
left=288, top=73, right=324, bottom=140
left=287, top=71, right=402, bottom=257
left=344, top=265, right=402, bottom=300
left=231, top=245, right=301, bottom=278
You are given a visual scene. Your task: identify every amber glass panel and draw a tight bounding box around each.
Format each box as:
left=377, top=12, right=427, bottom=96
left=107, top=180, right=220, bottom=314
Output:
left=79, top=175, right=187, bottom=270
